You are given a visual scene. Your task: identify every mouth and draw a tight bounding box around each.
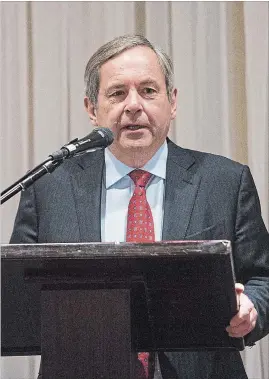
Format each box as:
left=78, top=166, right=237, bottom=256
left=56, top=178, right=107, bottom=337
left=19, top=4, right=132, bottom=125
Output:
left=122, top=125, right=147, bottom=131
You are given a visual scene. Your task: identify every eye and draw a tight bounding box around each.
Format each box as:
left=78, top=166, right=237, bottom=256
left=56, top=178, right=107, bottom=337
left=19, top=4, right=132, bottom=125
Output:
left=110, top=90, right=125, bottom=97
left=143, top=87, right=156, bottom=95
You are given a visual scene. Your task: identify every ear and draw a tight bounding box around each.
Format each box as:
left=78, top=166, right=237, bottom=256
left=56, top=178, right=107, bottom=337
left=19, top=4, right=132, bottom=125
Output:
left=170, top=88, right=177, bottom=120
left=84, top=97, right=98, bottom=126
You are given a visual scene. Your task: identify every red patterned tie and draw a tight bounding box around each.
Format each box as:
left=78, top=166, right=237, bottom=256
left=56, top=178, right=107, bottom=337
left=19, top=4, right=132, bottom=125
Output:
left=126, top=170, right=155, bottom=243
left=126, top=170, right=155, bottom=378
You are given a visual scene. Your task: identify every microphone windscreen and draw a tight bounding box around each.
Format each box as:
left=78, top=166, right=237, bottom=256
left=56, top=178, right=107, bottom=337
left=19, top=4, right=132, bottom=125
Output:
left=93, top=127, right=114, bottom=146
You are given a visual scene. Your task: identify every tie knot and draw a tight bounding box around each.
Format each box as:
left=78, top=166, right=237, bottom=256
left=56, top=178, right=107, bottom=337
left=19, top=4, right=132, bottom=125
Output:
left=129, top=170, right=152, bottom=188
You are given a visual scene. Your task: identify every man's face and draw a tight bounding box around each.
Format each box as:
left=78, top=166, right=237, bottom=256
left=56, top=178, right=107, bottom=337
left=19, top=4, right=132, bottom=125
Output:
left=85, top=46, right=177, bottom=164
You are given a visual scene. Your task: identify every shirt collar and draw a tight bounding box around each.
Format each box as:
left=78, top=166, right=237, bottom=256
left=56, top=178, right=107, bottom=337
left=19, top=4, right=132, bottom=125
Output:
left=105, top=141, right=168, bottom=189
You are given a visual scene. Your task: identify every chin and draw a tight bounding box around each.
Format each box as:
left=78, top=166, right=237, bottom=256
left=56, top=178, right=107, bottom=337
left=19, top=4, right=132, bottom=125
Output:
left=124, top=136, right=153, bottom=149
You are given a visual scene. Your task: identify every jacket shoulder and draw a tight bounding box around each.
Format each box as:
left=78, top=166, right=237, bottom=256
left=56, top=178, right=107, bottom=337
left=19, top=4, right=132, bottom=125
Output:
left=168, top=140, right=246, bottom=175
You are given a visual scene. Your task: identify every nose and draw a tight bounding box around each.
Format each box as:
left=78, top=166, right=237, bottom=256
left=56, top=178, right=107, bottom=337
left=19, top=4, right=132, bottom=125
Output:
left=124, top=89, right=142, bottom=115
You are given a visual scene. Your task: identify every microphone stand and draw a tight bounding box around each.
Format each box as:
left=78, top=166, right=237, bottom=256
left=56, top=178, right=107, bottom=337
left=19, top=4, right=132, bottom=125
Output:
left=1, top=127, right=114, bottom=205
left=1, top=158, right=64, bottom=205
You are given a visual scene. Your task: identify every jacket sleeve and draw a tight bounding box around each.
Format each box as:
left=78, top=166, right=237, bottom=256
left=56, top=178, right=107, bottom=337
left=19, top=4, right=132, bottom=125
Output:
left=232, top=165, right=269, bottom=344
left=10, top=185, right=38, bottom=243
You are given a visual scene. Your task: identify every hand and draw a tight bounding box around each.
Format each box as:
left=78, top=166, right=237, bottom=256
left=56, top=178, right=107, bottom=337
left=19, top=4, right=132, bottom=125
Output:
left=226, top=283, right=258, bottom=338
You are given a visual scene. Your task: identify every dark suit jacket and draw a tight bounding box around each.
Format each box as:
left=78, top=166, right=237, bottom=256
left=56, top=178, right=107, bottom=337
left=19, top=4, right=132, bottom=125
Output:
left=10, top=140, right=269, bottom=379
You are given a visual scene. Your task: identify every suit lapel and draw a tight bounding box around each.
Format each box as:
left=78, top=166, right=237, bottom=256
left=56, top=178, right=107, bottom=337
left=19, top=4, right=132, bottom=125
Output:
left=70, top=150, right=105, bottom=242
left=162, top=141, right=201, bottom=240
left=68, top=142, right=200, bottom=242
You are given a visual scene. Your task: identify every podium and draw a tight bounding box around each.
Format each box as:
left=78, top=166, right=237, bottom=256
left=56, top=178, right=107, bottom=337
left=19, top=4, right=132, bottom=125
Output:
left=1, top=240, right=244, bottom=379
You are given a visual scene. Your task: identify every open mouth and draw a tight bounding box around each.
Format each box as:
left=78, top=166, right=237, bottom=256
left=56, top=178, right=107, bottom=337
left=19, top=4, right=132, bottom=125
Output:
left=124, top=125, right=146, bottom=131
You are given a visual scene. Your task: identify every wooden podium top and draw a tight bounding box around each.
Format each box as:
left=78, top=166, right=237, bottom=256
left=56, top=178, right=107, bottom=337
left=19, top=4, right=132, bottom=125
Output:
left=2, top=239, right=231, bottom=259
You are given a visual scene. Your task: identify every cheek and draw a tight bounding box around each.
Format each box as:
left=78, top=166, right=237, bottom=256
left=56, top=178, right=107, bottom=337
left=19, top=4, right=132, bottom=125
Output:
left=148, top=100, right=171, bottom=117
left=97, top=105, right=124, bottom=127
left=149, top=105, right=171, bottom=127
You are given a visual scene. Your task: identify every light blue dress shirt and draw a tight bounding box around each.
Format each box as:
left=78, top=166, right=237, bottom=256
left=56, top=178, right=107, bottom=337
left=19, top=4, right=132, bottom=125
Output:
left=101, top=142, right=168, bottom=243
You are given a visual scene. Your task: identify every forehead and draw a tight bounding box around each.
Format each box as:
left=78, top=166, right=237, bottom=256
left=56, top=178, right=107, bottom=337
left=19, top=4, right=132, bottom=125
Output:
left=99, top=46, right=166, bottom=88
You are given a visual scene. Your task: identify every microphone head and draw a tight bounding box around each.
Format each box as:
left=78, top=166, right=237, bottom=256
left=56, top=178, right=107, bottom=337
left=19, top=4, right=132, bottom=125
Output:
left=93, top=127, right=114, bottom=147
left=57, top=127, right=114, bottom=160
left=75, top=127, right=114, bottom=154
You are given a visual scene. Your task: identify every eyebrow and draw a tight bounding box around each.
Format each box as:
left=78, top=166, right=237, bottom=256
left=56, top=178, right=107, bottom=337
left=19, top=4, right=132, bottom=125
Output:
left=139, top=79, right=160, bottom=88
left=106, top=79, right=160, bottom=92
left=106, top=84, right=126, bottom=93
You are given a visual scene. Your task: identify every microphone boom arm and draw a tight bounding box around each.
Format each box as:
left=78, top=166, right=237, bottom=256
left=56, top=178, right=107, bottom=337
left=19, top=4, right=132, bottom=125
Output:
left=1, top=159, right=63, bottom=205
left=1, top=127, right=114, bottom=205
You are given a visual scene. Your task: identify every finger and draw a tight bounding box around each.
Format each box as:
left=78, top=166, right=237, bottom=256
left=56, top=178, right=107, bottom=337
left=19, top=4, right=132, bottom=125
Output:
left=247, top=307, right=258, bottom=324
left=235, top=283, right=244, bottom=293
left=226, top=319, right=249, bottom=335
left=227, top=319, right=256, bottom=338
left=229, top=308, right=251, bottom=327
left=230, top=294, right=254, bottom=327
left=235, top=283, right=244, bottom=310
left=226, top=309, right=257, bottom=337
left=227, top=308, right=257, bottom=332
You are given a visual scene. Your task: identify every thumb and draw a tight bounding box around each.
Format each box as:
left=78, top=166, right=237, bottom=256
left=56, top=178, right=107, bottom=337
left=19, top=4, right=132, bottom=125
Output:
left=235, top=283, right=244, bottom=310
left=235, top=283, right=244, bottom=294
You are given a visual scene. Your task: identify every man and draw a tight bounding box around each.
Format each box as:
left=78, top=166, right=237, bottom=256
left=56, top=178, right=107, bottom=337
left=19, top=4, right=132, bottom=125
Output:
left=10, top=35, right=269, bottom=379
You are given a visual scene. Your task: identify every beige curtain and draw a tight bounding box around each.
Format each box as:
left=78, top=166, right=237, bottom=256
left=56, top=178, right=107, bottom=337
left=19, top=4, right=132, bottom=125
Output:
left=1, top=2, right=268, bottom=378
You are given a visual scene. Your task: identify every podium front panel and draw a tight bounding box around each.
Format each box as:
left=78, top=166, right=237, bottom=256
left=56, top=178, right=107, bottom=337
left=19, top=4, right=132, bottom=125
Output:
left=1, top=240, right=244, bottom=355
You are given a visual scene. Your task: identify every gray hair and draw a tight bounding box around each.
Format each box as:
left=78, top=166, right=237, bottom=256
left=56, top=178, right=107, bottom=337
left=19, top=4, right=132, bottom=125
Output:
left=84, top=34, right=174, bottom=106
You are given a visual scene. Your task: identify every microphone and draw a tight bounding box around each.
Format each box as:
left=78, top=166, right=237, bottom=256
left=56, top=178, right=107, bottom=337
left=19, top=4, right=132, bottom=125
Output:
left=50, top=127, right=114, bottom=160
left=1, top=127, right=114, bottom=204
